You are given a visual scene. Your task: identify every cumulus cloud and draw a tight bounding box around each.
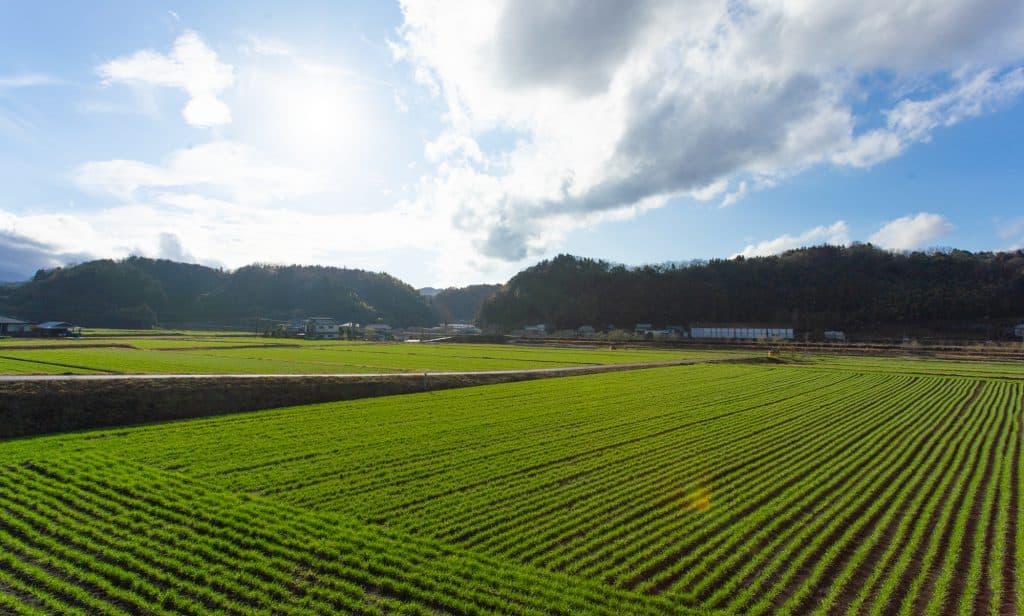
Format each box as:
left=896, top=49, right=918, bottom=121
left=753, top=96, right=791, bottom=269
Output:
left=735, top=221, right=851, bottom=258
left=396, top=0, right=1024, bottom=261
left=868, top=213, right=955, bottom=251
left=0, top=230, right=92, bottom=281
left=0, top=194, right=478, bottom=283
left=156, top=232, right=195, bottom=263
left=51, top=35, right=495, bottom=284
left=97, top=30, right=234, bottom=127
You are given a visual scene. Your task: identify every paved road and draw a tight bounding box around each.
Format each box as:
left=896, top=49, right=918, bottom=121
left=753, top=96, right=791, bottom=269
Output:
left=0, top=356, right=759, bottom=382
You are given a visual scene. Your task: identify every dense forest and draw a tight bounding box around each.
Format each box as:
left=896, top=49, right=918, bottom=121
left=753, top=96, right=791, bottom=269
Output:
left=0, top=257, right=438, bottom=328
left=4, top=245, right=1024, bottom=336
left=478, top=245, right=1024, bottom=338
left=429, top=284, right=502, bottom=323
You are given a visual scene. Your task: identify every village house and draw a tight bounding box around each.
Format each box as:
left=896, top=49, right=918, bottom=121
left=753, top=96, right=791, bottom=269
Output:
left=0, top=315, right=34, bottom=336
left=305, top=317, right=340, bottom=340
left=523, top=324, right=546, bottom=337
left=364, top=323, right=392, bottom=340
left=444, top=323, right=481, bottom=336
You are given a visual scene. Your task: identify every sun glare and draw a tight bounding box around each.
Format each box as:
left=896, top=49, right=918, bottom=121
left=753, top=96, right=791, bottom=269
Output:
left=260, top=74, right=367, bottom=164
left=280, top=77, right=360, bottom=155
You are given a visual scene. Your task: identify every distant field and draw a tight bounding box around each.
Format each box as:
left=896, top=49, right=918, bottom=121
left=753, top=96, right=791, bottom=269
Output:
left=799, top=354, right=1024, bottom=379
left=0, top=336, right=739, bottom=375
left=1, top=361, right=1019, bottom=614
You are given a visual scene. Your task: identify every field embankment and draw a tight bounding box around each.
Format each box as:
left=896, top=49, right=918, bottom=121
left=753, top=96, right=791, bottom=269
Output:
left=0, top=356, right=758, bottom=439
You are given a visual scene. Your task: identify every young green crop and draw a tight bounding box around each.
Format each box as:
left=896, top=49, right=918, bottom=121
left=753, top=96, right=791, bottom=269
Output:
left=0, top=340, right=738, bottom=374
left=0, top=362, right=1018, bottom=615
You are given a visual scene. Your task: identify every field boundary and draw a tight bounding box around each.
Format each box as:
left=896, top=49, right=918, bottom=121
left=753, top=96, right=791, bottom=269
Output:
left=0, top=356, right=761, bottom=440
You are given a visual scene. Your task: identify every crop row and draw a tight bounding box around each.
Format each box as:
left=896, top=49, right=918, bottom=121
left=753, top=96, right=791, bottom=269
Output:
left=1, top=363, right=1017, bottom=615
left=801, top=354, right=1024, bottom=380
left=0, top=454, right=685, bottom=615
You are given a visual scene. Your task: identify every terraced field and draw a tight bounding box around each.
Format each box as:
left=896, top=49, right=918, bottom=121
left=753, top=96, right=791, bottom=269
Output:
left=0, top=361, right=1020, bottom=614
left=0, top=338, right=733, bottom=375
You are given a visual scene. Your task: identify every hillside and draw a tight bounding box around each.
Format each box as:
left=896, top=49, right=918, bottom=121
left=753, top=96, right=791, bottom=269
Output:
left=429, top=283, right=502, bottom=323
left=0, top=257, right=438, bottom=328
left=479, top=245, right=1024, bottom=337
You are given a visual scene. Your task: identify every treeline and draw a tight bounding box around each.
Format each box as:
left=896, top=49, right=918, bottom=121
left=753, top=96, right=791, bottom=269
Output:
left=478, top=245, right=1024, bottom=337
left=428, top=284, right=502, bottom=323
left=5, top=245, right=1023, bottom=335
left=0, top=257, right=438, bottom=328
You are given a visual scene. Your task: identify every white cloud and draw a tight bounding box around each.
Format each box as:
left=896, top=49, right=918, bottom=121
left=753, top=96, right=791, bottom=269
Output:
left=0, top=73, right=64, bottom=89
left=72, top=141, right=326, bottom=205
left=58, top=34, right=490, bottom=284
left=998, top=217, right=1024, bottom=250
left=0, top=194, right=488, bottom=283
left=97, top=30, right=234, bottom=127
left=735, top=221, right=850, bottom=258
left=396, top=0, right=1024, bottom=261
left=242, top=35, right=293, bottom=58
left=868, top=213, right=955, bottom=251
left=156, top=232, right=195, bottom=263
left=834, top=69, right=1024, bottom=166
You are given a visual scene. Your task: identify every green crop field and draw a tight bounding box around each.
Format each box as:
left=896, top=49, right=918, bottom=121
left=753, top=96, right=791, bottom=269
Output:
left=0, top=337, right=737, bottom=375
left=0, top=360, right=1020, bottom=614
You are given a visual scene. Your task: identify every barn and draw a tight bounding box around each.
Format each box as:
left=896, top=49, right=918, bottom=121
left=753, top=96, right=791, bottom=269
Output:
left=0, top=315, right=34, bottom=336
left=690, top=323, right=794, bottom=340
left=35, top=321, right=79, bottom=337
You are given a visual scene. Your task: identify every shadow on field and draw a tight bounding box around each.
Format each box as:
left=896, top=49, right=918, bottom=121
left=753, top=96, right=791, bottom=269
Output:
left=0, top=356, right=766, bottom=440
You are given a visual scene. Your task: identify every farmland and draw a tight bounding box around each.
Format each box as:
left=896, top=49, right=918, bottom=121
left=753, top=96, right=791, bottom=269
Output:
left=0, top=357, right=1020, bottom=615
left=0, top=336, right=736, bottom=375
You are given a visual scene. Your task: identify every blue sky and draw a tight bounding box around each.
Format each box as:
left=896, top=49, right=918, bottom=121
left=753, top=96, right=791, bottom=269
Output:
left=1, top=1, right=1023, bottom=286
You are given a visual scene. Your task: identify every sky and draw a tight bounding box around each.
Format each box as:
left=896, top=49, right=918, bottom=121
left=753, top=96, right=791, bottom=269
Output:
left=1, top=1, right=1023, bottom=287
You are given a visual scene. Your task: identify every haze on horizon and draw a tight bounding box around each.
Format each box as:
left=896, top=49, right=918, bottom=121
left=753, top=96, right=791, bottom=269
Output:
left=1, top=0, right=1023, bottom=287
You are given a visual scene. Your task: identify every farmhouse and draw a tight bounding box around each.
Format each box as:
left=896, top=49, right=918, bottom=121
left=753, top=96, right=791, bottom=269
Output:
left=35, top=321, right=80, bottom=338
left=577, top=325, right=596, bottom=337
left=305, top=317, right=340, bottom=340
left=523, top=324, right=546, bottom=337
left=690, top=323, right=794, bottom=340
left=0, top=315, right=34, bottom=336
left=364, top=323, right=392, bottom=340
left=274, top=319, right=308, bottom=337
left=339, top=322, right=362, bottom=339
left=824, top=330, right=846, bottom=342
left=444, top=323, right=481, bottom=336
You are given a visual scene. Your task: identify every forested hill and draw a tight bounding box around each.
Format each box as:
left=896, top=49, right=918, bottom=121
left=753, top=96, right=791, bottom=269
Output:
left=478, top=246, right=1024, bottom=337
left=429, top=284, right=502, bottom=323
left=0, top=257, right=438, bottom=328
